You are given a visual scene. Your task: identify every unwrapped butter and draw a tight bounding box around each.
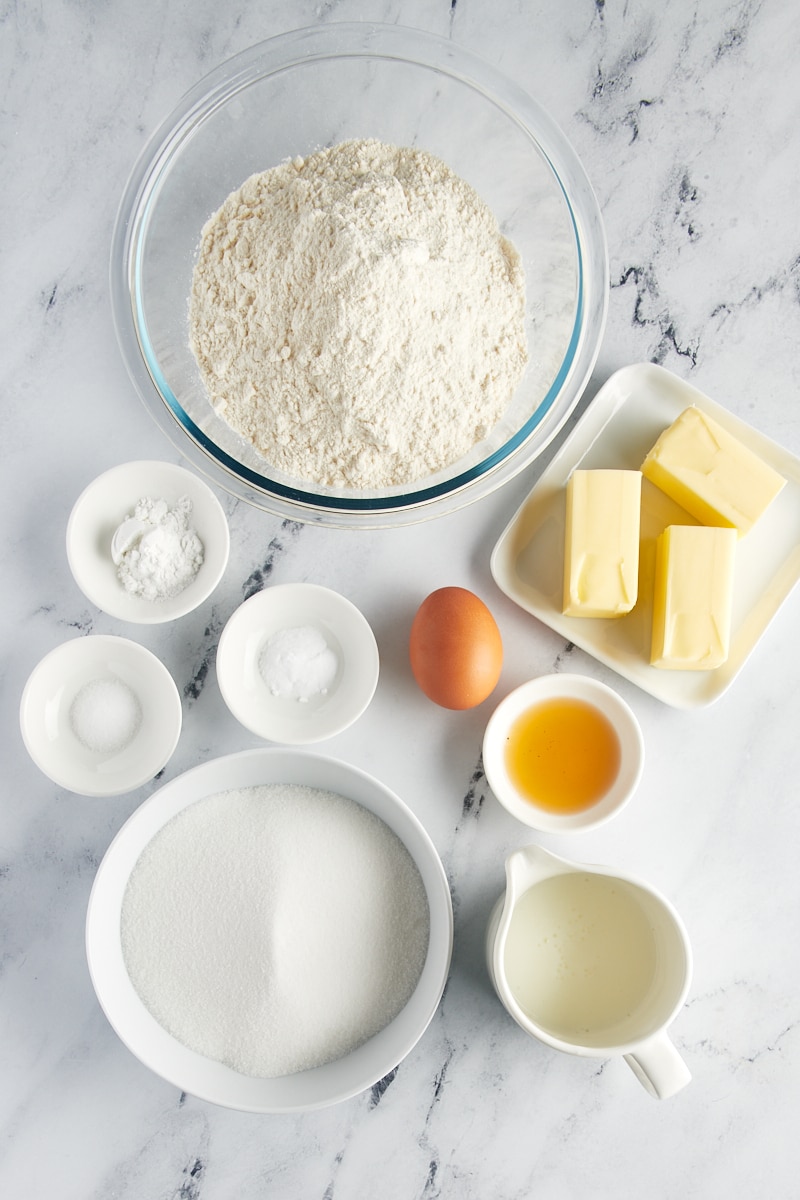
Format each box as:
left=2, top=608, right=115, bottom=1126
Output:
left=641, top=406, right=785, bottom=536
left=563, top=469, right=642, bottom=618
left=650, top=524, right=737, bottom=670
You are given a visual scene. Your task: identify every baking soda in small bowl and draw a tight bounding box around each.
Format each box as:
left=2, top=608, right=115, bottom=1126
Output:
left=216, top=584, right=379, bottom=743
left=258, top=625, right=339, bottom=702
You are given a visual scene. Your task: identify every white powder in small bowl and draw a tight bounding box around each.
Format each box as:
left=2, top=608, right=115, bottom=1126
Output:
left=120, top=784, right=430, bottom=1078
left=113, top=496, right=204, bottom=602
left=258, top=625, right=338, bottom=701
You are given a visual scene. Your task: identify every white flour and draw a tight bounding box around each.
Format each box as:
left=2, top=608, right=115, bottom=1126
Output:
left=189, top=138, right=528, bottom=490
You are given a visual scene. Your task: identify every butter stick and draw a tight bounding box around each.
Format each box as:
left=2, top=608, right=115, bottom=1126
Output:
left=650, top=525, right=737, bottom=670
left=563, top=469, right=642, bottom=618
left=642, top=406, right=785, bottom=536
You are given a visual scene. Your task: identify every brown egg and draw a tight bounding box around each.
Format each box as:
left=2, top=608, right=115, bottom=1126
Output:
left=409, top=586, right=503, bottom=710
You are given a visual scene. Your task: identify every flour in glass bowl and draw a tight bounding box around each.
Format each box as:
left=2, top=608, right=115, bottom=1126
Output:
left=189, top=138, right=528, bottom=490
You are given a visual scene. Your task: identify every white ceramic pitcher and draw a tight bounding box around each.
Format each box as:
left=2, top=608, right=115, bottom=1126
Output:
left=486, top=844, right=692, bottom=1099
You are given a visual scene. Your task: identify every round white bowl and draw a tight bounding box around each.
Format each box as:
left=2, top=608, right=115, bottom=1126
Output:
left=216, top=584, right=380, bottom=743
left=85, top=747, right=453, bottom=1112
left=111, top=23, right=607, bottom=528
left=66, top=460, right=230, bottom=624
left=482, top=674, right=645, bottom=833
left=20, top=635, right=182, bottom=797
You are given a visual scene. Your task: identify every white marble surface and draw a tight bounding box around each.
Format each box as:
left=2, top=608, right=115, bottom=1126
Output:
left=3, top=1, right=799, bottom=1196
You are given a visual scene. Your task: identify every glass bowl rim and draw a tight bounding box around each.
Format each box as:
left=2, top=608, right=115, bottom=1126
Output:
left=111, top=21, right=608, bottom=527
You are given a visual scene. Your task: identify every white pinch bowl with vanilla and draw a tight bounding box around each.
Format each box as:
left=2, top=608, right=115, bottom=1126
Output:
left=482, top=673, right=644, bottom=833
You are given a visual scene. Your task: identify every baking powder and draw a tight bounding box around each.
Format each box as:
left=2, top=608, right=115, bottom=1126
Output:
left=113, top=496, right=204, bottom=602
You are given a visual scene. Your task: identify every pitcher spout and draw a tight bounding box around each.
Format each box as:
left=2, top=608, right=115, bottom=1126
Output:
left=503, top=842, right=576, bottom=900
left=488, top=843, right=575, bottom=990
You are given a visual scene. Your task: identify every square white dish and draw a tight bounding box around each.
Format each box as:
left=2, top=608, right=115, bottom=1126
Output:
left=490, top=363, right=800, bottom=708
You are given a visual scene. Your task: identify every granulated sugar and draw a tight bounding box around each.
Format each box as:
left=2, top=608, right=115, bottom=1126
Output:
left=120, top=784, right=430, bottom=1078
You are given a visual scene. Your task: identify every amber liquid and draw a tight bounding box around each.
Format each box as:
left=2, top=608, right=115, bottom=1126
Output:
left=505, top=697, right=621, bottom=814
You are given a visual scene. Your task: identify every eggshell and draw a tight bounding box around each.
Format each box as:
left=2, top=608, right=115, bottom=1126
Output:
left=409, top=587, right=503, bottom=710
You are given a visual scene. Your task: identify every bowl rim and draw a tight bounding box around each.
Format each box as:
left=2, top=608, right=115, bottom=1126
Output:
left=110, top=22, right=608, bottom=528
left=85, top=746, right=454, bottom=1111
left=482, top=673, right=645, bottom=833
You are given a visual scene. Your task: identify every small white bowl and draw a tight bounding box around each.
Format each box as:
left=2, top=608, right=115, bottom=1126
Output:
left=66, top=460, right=230, bottom=623
left=20, top=635, right=182, bottom=797
left=482, top=674, right=644, bottom=833
left=85, top=747, right=453, bottom=1112
left=216, top=584, right=379, bottom=744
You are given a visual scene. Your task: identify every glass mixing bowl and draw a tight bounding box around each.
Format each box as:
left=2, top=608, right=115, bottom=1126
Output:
left=111, top=23, right=608, bottom=528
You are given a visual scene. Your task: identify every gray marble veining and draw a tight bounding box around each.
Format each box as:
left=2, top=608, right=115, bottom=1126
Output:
left=2, top=1, right=799, bottom=1197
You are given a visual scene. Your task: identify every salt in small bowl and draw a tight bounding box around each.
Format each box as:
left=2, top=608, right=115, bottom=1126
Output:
left=482, top=673, right=644, bottom=833
left=216, top=583, right=379, bottom=744
left=20, top=634, right=182, bottom=797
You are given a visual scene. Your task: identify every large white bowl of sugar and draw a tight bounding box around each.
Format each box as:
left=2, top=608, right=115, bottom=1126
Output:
left=85, top=748, right=453, bottom=1112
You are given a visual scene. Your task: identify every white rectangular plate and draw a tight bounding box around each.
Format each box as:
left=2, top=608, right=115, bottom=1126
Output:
left=491, top=362, right=800, bottom=708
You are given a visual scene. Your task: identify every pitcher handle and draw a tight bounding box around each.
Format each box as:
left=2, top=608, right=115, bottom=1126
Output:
left=623, top=1032, right=691, bottom=1100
